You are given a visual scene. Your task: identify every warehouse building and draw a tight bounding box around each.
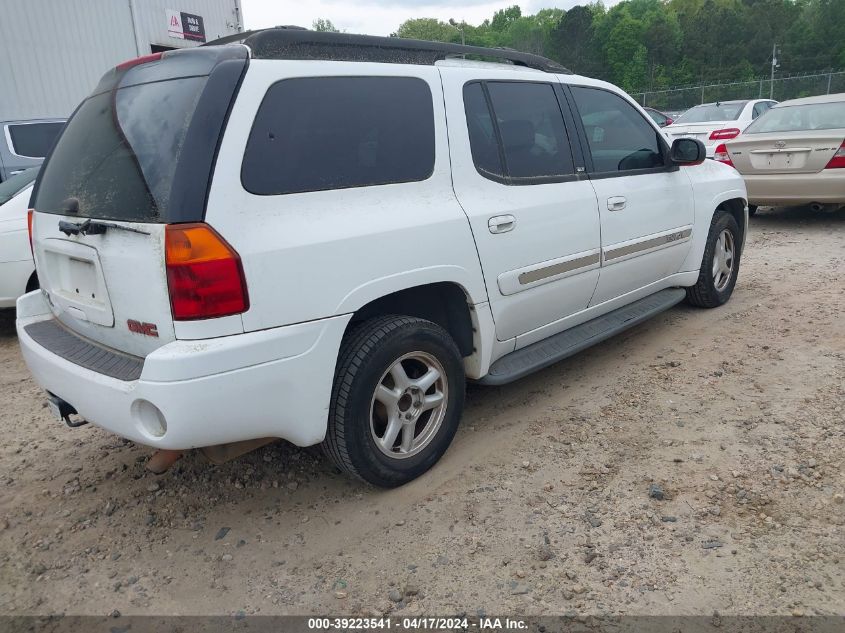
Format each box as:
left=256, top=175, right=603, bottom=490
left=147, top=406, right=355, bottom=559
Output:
left=0, top=0, right=244, bottom=121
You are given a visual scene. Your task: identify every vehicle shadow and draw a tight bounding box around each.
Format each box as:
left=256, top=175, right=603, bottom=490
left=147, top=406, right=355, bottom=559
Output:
left=0, top=308, right=16, bottom=338
left=754, top=204, right=844, bottom=226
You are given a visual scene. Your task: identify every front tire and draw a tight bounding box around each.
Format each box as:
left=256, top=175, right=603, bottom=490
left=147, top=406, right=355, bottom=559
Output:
left=323, top=315, right=465, bottom=487
left=686, top=210, right=741, bottom=308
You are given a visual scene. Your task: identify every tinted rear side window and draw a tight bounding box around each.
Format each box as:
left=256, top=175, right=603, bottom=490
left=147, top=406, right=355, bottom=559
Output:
left=7, top=122, right=64, bottom=158
left=34, top=77, right=207, bottom=221
left=242, top=76, right=435, bottom=195
left=464, top=83, right=505, bottom=179
left=463, top=81, right=575, bottom=184
left=487, top=82, right=574, bottom=180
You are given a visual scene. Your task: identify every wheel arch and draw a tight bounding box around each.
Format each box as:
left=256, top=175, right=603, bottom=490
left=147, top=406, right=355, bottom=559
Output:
left=681, top=191, right=748, bottom=273
left=345, top=281, right=477, bottom=360
left=716, top=196, right=748, bottom=254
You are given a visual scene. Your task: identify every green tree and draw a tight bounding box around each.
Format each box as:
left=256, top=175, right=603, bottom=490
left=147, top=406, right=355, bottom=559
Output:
left=491, top=5, right=522, bottom=31
left=312, top=18, right=339, bottom=33
left=394, top=18, right=460, bottom=42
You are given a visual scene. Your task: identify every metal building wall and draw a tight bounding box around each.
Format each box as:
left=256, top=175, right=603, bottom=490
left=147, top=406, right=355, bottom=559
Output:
left=0, top=0, right=242, bottom=121
left=130, top=0, right=242, bottom=53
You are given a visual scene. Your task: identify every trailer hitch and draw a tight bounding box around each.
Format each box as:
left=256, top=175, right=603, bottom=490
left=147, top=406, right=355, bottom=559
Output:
left=46, top=393, right=88, bottom=428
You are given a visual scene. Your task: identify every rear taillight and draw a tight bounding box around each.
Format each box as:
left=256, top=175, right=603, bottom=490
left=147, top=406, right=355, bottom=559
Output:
left=824, top=141, right=845, bottom=169
left=709, top=128, right=741, bottom=141
left=116, top=52, right=163, bottom=71
left=665, top=118, right=674, bottom=126
left=713, top=143, right=734, bottom=168
left=27, top=209, right=34, bottom=256
left=165, top=223, right=249, bottom=321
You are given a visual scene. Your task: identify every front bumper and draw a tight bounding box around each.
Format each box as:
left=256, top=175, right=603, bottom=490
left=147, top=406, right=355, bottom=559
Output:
left=744, top=171, right=845, bottom=207
left=16, top=291, right=350, bottom=449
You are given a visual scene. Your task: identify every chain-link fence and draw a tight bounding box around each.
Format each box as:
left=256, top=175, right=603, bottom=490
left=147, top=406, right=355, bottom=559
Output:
left=631, top=70, right=845, bottom=113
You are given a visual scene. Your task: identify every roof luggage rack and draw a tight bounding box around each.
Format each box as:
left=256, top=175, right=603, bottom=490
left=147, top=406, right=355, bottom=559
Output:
left=204, top=27, right=571, bottom=74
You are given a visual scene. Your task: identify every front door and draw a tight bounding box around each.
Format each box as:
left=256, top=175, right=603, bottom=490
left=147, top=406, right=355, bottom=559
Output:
left=566, top=85, right=695, bottom=305
left=441, top=68, right=602, bottom=341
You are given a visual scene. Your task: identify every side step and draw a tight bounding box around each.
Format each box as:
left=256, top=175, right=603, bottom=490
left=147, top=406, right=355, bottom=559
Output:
left=478, top=288, right=687, bottom=386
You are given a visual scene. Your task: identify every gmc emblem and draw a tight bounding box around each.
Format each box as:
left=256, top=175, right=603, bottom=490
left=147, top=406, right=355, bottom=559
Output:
left=127, top=319, right=159, bottom=338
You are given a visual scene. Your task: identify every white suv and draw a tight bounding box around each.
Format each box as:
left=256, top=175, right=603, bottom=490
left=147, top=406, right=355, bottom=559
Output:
left=17, top=30, right=748, bottom=487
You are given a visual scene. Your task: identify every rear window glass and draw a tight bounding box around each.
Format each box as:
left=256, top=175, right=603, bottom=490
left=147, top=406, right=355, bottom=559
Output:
left=0, top=167, right=38, bottom=205
left=674, top=102, right=747, bottom=123
left=34, top=77, right=207, bottom=221
left=7, top=122, right=64, bottom=158
left=241, top=76, right=435, bottom=195
left=744, top=102, right=845, bottom=134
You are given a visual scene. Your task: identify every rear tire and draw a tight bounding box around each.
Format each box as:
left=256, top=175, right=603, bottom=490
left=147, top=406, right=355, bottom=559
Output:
left=322, top=315, right=465, bottom=488
left=748, top=205, right=758, bottom=217
left=686, top=210, right=741, bottom=308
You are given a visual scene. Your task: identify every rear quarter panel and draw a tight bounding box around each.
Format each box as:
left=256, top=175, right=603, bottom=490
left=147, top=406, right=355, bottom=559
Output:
left=205, top=60, right=488, bottom=333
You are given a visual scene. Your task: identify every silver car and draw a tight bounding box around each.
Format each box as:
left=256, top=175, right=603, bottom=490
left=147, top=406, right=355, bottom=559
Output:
left=716, top=93, right=845, bottom=212
left=0, top=119, right=65, bottom=182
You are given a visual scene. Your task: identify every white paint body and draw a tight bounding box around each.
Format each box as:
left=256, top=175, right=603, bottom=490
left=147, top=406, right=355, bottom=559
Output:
left=0, top=185, right=35, bottom=308
left=664, top=99, right=777, bottom=158
left=17, top=59, right=747, bottom=450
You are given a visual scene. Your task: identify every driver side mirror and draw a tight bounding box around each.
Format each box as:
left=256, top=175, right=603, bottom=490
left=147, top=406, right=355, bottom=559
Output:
left=670, top=138, right=706, bottom=166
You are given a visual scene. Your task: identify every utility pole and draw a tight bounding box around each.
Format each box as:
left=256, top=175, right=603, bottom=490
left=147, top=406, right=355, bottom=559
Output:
left=770, top=43, right=779, bottom=99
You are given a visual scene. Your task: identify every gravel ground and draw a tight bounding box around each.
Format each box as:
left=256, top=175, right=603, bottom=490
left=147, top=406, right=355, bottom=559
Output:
left=1, top=205, right=843, bottom=617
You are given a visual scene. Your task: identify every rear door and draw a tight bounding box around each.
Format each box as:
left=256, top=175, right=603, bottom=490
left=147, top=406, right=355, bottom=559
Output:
left=441, top=68, right=601, bottom=342
left=30, top=48, right=247, bottom=357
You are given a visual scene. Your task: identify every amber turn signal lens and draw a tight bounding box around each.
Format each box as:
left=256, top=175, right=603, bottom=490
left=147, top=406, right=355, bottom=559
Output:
left=164, top=223, right=249, bottom=321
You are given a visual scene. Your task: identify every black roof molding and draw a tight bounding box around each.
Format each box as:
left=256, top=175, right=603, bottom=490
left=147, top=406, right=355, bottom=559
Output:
left=204, top=28, right=571, bottom=74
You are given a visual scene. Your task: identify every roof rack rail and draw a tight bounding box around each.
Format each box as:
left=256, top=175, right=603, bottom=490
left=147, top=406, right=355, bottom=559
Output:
left=204, top=28, right=571, bottom=74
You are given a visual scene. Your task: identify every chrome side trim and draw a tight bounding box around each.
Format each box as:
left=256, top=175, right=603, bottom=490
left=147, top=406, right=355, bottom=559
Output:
left=497, top=248, right=601, bottom=296
left=519, top=252, right=601, bottom=285
left=604, top=227, right=692, bottom=262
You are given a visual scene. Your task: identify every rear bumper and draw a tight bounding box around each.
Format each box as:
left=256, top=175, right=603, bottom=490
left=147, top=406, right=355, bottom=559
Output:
left=743, top=171, right=845, bottom=206
left=16, top=291, right=350, bottom=449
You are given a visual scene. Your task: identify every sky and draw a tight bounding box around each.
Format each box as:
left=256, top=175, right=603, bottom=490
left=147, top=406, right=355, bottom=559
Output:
left=240, top=0, right=618, bottom=37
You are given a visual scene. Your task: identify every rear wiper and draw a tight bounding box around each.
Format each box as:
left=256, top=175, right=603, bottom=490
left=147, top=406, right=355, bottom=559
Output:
left=58, top=219, right=150, bottom=237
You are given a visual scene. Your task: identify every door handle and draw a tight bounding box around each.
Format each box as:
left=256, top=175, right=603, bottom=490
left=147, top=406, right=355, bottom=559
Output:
left=488, top=214, right=515, bottom=234
left=607, top=196, right=627, bottom=212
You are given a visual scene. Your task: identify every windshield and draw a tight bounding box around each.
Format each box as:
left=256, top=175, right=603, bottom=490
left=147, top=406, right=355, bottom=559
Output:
left=0, top=167, right=39, bottom=205
left=744, top=102, right=845, bottom=134
left=674, top=102, right=747, bottom=124
left=34, top=77, right=207, bottom=222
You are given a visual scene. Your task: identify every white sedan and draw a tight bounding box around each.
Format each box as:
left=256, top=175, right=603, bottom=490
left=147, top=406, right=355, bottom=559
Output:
left=0, top=167, right=38, bottom=308
left=664, top=99, right=778, bottom=158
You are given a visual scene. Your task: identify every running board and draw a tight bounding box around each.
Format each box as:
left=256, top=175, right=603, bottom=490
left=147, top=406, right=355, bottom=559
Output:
left=478, top=288, right=687, bottom=386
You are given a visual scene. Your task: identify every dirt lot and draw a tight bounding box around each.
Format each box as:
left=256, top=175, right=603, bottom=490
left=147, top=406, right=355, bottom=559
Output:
left=1, top=206, right=843, bottom=618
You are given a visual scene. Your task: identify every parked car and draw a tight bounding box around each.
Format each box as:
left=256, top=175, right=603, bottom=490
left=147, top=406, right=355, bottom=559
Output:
left=714, top=93, right=845, bottom=214
left=0, top=119, right=65, bottom=182
left=664, top=99, right=777, bottom=158
left=17, top=31, right=748, bottom=487
left=0, top=167, right=39, bottom=307
left=643, top=107, right=674, bottom=127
